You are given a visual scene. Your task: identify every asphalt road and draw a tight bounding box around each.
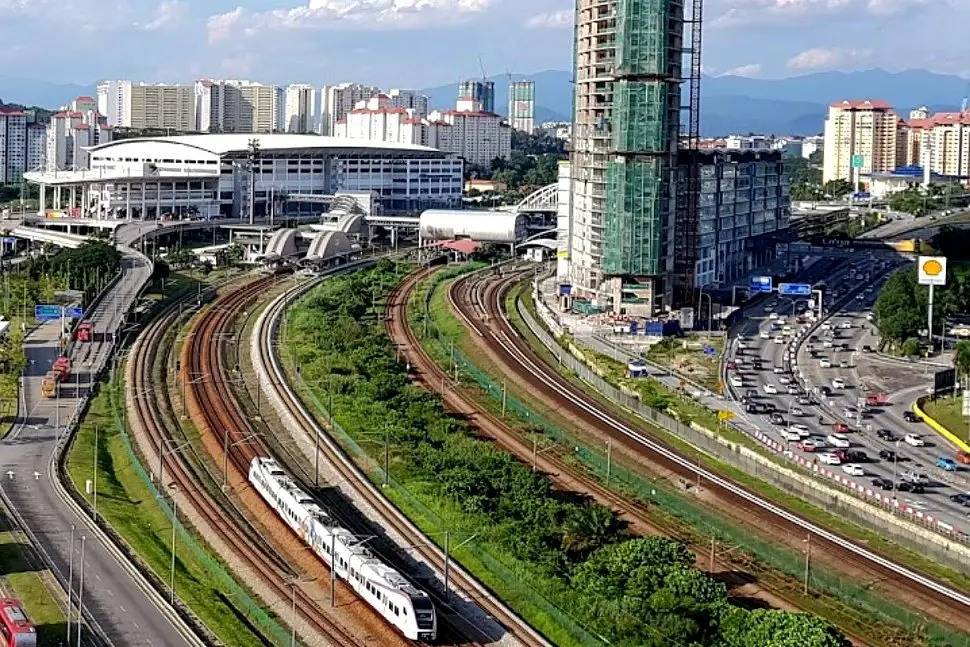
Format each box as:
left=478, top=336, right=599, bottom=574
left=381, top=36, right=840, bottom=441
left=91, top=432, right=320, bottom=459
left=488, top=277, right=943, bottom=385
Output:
left=728, top=258, right=970, bottom=534
left=0, top=222, right=195, bottom=647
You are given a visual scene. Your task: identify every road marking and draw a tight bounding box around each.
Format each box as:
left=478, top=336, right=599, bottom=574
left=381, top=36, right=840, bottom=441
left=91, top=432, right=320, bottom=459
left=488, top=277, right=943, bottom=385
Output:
left=119, top=605, right=127, bottom=614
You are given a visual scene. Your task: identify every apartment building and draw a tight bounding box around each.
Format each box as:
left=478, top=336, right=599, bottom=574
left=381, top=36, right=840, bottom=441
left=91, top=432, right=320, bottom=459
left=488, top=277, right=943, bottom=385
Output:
left=335, top=96, right=426, bottom=145
left=900, top=110, right=970, bottom=178
left=385, top=89, right=429, bottom=117
left=458, top=80, right=495, bottom=113
left=46, top=97, right=113, bottom=171
left=822, top=99, right=900, bottom=185
left=97, top=81, right=196, bottom=131
left=508, top=81, right=536, bottom=134
left=0, top=108, right=28, bottom=183
left=284, top=84, right=316, bottom=133
left=320, top=83, right=381, bottom=135
left=194, top=80, right=283, bottom=133
left=429, top=98, right=511, bottom=167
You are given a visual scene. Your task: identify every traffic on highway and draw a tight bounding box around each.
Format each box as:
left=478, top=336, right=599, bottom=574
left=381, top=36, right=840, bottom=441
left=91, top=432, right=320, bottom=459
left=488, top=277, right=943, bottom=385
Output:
left=726, top=256, right=970, bottom=534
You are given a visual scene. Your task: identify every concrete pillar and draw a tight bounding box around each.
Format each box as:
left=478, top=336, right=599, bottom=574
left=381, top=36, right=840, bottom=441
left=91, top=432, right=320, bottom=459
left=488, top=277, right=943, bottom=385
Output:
left=390, top=226, right=397, bottom=248
left=38, top=184, right=46, bottom=216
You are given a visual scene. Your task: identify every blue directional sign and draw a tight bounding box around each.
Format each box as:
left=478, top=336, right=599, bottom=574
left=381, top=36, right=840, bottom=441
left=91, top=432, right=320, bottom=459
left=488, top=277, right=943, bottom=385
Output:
left=750, top=276, right=773, bottom=294
left=778, top=283, right=812, bottom=297
left=3, top=237, right=15, bottom=244
left=703, top=345, right=717, bottom=358
left=34, top=304, right=61, bottom=321
left=66, top=306, right=84, bottom=319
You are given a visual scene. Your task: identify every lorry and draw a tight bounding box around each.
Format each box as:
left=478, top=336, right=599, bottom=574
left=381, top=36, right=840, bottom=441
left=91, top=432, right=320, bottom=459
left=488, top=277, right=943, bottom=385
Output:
left=865, top=392, right=890, bottom=406
left=40, top=372, right=60, bottom=398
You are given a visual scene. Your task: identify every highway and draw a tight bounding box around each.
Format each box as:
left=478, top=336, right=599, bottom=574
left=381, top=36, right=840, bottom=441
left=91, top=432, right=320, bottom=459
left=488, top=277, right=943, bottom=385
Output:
left=0, top=221, right=198, bottom=646
left=727, top=257, right=970, bottom=535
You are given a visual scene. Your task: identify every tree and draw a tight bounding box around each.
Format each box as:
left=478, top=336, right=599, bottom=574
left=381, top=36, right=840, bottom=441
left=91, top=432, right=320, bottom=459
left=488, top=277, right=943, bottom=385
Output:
left=719, top=607, right=850, bottom=647
left=872, top=269, right=923, bottom=343
left=822, top=179, right=852, bottom=199
left=954, top=341, right=970, bottom=379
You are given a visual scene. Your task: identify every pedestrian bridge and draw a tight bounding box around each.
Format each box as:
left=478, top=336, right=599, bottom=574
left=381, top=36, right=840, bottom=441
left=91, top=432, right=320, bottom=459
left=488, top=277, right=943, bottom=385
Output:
left=9, top=225, right=90, bottom=249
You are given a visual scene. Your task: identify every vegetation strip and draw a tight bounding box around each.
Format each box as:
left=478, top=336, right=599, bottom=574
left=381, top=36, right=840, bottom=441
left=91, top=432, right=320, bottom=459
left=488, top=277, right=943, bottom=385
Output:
left=281, top=260, right=851, bottom=647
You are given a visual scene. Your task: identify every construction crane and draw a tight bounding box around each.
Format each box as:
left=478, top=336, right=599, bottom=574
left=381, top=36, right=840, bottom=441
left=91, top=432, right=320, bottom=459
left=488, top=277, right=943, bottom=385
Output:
left=478, top=56, right=488, bottom=83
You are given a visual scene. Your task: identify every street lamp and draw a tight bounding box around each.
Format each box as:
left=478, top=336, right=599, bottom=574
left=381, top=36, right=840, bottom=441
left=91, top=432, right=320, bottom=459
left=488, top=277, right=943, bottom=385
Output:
left=169, top=483, right=180, bottom=606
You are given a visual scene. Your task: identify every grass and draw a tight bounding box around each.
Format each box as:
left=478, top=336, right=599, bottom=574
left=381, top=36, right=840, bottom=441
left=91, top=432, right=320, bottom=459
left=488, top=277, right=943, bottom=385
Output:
left=645, top=335, right=724, bottom=393
left=421, top=272, right=970, bottom=647
left=922, top=396, right=970, bottom=443
left=0, top=528, right=67, bottom=647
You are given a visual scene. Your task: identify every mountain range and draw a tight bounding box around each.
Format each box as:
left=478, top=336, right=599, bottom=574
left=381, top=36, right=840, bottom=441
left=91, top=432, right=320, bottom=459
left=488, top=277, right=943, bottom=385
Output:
left=3, top=68, right=969, bottom=136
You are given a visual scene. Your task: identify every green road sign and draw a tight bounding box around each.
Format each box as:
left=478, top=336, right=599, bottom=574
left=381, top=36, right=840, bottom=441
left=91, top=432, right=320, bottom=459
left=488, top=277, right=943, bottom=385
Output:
left=851, top=154, right=864, bottom=169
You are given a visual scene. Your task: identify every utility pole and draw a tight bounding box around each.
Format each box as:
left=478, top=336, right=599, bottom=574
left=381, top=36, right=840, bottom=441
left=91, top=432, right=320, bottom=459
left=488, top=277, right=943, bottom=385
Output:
left=76, top=535, right=86, bottom=647
left=710, top=537, right=715, bottom=572
left=803, top=533, right=811, bottom=595
left=66, top=525, right=75, bottom=645
left=248, top=138, right=261, bottom=225
left=93, top=426, right=99, bottom=522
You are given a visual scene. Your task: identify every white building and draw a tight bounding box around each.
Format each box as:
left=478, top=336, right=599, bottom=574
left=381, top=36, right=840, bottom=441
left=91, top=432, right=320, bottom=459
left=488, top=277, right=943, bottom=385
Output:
left=46, top=97, right=114, bottom=171
left=385, top=89, right=429, bottom=117
left=508, top=81, right=536, bottom=134
left=802, top=135, right=824, bottom=159
left=724, top=134, right=773, bottom=151
left=320, top=83, right=381, bottom=136
left=195, top=80, right=283, bottom=134
left=335, top=96, right=426, bottom=146
left=27, top=124, right=46, bottom=171
left=284, top=84, right=316, bottom=133
left=0, top=108, right=28, bottom=183
left=97, top=81, right=197, bottom=131
left=23, top=134, right=463, bottom=220
left=429, top=98, right=511, bottom=167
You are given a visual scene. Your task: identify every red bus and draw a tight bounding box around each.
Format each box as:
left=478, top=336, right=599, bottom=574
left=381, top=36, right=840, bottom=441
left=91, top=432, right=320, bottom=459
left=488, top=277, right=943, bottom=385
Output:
left=52, top=357, right=71, bottom=381
left=0, top=599, right=36, bottom=647
left=75, top=322, right=94, bottom=342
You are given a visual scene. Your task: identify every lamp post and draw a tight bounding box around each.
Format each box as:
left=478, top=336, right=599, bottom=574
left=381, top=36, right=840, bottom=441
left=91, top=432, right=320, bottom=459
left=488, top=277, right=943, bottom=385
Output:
left=170, top=483, right=179, bottom=606
left=76, top=535, right=86, bottom=647
left=66, top=525, right=75, bottom=645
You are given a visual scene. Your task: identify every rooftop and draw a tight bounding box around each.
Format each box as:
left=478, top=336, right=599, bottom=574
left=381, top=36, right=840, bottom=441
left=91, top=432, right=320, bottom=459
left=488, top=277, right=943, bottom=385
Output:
left=830, top=99, right=893, bottom=110
left=89, top=133, right=442, bottom=157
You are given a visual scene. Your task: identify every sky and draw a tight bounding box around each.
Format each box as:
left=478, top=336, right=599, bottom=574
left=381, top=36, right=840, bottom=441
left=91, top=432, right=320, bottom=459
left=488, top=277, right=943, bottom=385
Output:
left=0, top=0, right=967, bottom=88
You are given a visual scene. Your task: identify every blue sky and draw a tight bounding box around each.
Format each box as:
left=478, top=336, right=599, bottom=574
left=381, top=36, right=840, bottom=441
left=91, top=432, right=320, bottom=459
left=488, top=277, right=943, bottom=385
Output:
left=0, top=0, right=966, bottom=87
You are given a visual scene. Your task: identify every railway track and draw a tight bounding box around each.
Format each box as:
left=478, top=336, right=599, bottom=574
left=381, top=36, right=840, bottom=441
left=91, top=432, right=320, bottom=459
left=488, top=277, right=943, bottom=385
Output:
left=251, top=263, right=547, bottom=647
left=451, top=269, right=970, bottom=634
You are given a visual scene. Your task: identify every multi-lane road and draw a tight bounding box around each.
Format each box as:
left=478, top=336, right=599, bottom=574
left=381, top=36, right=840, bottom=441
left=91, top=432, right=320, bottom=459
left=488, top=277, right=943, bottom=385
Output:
left=728, top=256, right=970, bottom=533
left=0, top=222, right=198, bottom=646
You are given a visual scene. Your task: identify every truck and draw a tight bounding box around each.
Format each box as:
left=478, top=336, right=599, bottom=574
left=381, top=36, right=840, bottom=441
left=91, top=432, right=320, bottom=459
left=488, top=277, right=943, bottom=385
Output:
left=865, top=392, right=890, bottom=406
left=75, top=322, right=93, bottom=342
left=40, top=372, right=60, bottom=398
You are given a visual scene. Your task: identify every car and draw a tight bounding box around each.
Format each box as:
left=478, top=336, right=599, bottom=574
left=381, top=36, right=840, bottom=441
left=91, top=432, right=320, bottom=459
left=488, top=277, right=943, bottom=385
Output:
left=819, top=358, right=832, bottom=368
left=773, top=336, right=786, bottom=345
left=768, top=413, right=786, bottom=425
left=773, top=367, right=784, bottom=374
left=937, top=457, right=958, bottom=471
left=903, top=411, right=921, bottom=422
left=896, top=481, right=925, bottom=493
left=866, top=313, right=874, bottom=322
left=760, top=331, right=770, bottom=340
left=904, top=433, right=925, bottom=447
left=956, top=451, right=970, bottom=465
left=871, top=477, right=894, bottom=490
left=786, top=384, right=800, bottom=395
left=778, top=376, right=792, bottom=384
left=822, top=340, right=834, bottom=348
left=832, top=423, right=850, bottom=433
left=879, top=449, right=898, bottom=462
left=797, top=396, right=813, bottom=406
left=729, top=375, right=744, bottom=388
left=950, top=493, right=970, bottom=506
left=789, top=406, right=804, bottom=416
left=821, top=322, right=832, bottom=331
left=876, top=429, right=895, bottom=441
left=763, top=384, right=778, bottom=394
left=769, top=312, right=779, bottom=319
left=790, top=423, right=810, bottom=434
left=727, top=361, right=737, bottom=370
left=839, top=321, right=853, bottom=329
left=843, top=407, right=856, bottom=419
left=839, top=360, right=849, bottom=369
left=862, top=344, right=873, bottom=353
left=818, top=452, right=842, bottom=465
left=845, top=450, right=869, bottom=462
left=842, top=463, right=865, bottom=476
left=817, top=386, right=832, bottom=397
left=779, top=429, right=802, bottom=442
left=900, top=470, right=929, bottom=484
left=798, top=439, right=823, bottom=452
left=827, top=433, right=851, bottom=448
left=831, top=378, right=846, bottom=389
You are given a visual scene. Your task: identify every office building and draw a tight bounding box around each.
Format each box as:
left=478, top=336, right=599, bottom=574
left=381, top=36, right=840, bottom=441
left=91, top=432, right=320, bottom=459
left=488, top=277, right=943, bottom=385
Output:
left=429, top=98, right=511, bottom=167
left=508, top=81, right=536, bottom=134
left=458, top=80, right=495, bottom=113
left=46, top=97, right=113, bottom=171
left=320, top=83, right=381, bottom=135
left=822, top=99, right=900, bottom=185
left=567, top=0, right=683, bottom=314
left=284, top=84, right=317, bottom=133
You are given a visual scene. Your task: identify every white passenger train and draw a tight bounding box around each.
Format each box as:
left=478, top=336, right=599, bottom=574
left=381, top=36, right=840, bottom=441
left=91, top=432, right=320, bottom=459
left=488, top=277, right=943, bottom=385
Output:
left=249, top=457, right=437, bottom=641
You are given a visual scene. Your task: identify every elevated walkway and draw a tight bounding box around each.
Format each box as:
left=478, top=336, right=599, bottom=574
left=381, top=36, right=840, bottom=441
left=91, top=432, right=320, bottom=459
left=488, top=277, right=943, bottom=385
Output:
left=10, top=225, right=89, bottom=249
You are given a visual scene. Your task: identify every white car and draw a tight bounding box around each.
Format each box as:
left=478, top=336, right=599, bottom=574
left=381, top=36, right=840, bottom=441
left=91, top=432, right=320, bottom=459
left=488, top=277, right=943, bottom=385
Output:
left=773, top=367, right=784, bottom=374
left=789, top=407, right=804, bottom=416
left=904, top=433, right=925, bottom=447
left=773, top=336, right=786, bottom=345
left=729, top=375, right=744, bottom=387
left=763, top=384, right=778, bottom=395
left=831, top=378, right=846, bottom=389
left=839, top=321, right=853, bottom=329
left=822, top=340, right=833, bottom=348
left=769, top=312, right=779, bottom=320
left=791, top=425, right=811, bottom=438
left=786, top=385, right=800, bottom=395
left=821, top=323, right=832, bottom=331
left=818, top=452, right=842, bottom=465
left=826, top=433, right=851, bottom=448
left=866, top=312, right=874, bottom=321
left=738, top=341, right=748, bottom=350
left=780, top=429, right=802, bottom=442
left=842, top=463, right=865, bottom=476
left=778, top=376, right=792, bottom=385
left=760, top=331, right=770, bottom=340
left=819, top=358, right=832, bottom=368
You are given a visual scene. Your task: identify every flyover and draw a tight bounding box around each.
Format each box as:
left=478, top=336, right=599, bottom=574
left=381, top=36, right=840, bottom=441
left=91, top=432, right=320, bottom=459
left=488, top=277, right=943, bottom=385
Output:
left=10, top=225, right=90, bottom=249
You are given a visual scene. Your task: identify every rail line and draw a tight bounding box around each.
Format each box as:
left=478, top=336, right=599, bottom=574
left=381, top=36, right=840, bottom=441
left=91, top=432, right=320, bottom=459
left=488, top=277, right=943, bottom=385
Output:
left=451, top=270, right=970, bottom=627
left=167, top=275, right=375, bottom=647
left=252, top=262, right=545, bottom=647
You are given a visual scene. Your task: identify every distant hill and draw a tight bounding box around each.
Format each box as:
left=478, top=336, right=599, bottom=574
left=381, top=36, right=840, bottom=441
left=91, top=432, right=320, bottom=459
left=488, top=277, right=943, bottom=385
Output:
left=0, top=75, right=93, bottom=110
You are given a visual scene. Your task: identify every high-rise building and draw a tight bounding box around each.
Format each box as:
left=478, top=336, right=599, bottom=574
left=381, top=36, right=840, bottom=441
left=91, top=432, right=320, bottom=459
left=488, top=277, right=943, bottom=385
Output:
left=429, top=98, right=511, bottom=167
left=385, top=89, right=429, bottom=117
left=96, top=80, right=128, bottom=127
left=0, top=108, right=28, bottom=183
left=508, top=81, right=536, bottom=134
left=567, top=0, right=683, bottom=314
left=822, top=99, right=900, bottom=185
left=320, top=83, right=381, bottom=135
left=284, top=84, right=316, bottom=133
left=458, top=80, right=495, bottom=113
left=97, top=81, right=196, bottom=131
left=46, top=97, right=113, bottom=171
left=195, top=80, right=284, bottom=133
left=335, top=96, right=426, bottom=146
left=900, top=110, right=970, bottom=179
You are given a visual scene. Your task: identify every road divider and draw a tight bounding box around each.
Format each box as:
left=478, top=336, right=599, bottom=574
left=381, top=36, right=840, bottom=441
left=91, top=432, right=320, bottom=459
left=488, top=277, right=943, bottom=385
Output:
left=913, top=398, right=970, bottom=454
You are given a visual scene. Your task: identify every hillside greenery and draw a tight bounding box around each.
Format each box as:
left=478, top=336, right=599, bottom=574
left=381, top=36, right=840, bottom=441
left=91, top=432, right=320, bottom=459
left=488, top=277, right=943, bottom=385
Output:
left=284, top=260, right=849, bottom=647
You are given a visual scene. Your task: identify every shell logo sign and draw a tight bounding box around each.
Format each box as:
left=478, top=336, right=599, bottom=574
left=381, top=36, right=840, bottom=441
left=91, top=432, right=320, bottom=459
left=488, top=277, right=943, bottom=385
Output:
left=918, top=255, right=948, bottom=286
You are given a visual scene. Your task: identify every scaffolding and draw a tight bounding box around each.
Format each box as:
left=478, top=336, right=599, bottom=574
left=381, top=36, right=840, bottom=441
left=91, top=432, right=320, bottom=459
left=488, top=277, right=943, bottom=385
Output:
left=604, top=158, right=663, bottom=275
left=614, top=0, right=671, bottom=76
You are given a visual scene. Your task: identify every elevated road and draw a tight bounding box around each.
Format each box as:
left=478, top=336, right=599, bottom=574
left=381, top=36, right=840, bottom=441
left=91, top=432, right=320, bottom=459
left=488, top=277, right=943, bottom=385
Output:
left=0, top=221, right=201, bottom=646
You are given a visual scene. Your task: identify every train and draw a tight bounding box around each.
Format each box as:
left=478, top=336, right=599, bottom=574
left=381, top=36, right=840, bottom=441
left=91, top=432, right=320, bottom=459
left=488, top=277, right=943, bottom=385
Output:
left=248, top=457, right=437, bottom=641
left=0, top=598, right=36, bottom=647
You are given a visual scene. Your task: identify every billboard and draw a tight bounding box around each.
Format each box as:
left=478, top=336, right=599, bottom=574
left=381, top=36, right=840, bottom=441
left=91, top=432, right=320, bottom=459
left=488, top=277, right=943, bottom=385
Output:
left=679, top=307, right=695, bottom=330
left=934, top=368, right=956, bottom=396
left=749, top=276, right=773, bottom=294
left=34, top=305, right=61, bottom=321
left=778, top=283, right=812, bottom=297
left=66, top=306, right=84, bottom=319
left=918, top=256, right=947, bottom=286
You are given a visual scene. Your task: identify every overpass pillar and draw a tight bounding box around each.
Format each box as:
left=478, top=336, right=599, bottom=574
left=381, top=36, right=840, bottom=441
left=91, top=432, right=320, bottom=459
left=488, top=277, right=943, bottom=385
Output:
left=37, top=184, right=46, bottom=216
left=390, top=226, right=397, bottom=249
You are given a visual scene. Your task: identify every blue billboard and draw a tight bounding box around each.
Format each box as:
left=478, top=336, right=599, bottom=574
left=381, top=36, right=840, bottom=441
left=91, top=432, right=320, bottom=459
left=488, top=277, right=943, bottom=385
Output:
left=34, top=305, right=61, bottom=321
left=750, top=276, right=773, bottom=294
left=66, top=306, right=84, bottom=319
left=778, top=283, right=812, bottom=297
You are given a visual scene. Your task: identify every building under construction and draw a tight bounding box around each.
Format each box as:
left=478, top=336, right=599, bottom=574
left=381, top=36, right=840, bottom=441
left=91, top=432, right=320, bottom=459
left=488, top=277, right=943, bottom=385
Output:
left=567, top=0, right=700, bottom=315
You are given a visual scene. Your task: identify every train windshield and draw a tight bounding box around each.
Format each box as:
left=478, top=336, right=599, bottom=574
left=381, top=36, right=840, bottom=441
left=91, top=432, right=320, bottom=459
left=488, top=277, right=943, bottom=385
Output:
left=411, top=597, right=435, bottom=629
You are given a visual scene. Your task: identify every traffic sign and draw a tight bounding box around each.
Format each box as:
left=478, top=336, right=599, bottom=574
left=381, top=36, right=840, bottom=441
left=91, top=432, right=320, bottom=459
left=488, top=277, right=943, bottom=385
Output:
left=3, top=237, right=15, bottom=244
left=66, top=306, right=84, bottom=319
left=918, top=256, right=947, bottom=286
left=34, top=305, right=61, bottom=321
left=778, top=283, right=812, bottom=297
left=703, top=345, right=716, bottom=357
left=851, top=154, right=865, bottom=169
left=717, top=410, right=735, bottom=422
left=750, top=276, right=773, bottom=294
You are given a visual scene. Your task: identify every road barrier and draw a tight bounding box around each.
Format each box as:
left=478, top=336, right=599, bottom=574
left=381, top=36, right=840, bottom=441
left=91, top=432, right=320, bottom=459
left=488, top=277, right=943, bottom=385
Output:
left=913, top=398, right=970, bottom=455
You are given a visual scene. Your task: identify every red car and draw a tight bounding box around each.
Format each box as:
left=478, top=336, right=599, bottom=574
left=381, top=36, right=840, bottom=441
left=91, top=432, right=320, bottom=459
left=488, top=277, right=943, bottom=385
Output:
left=832, top=423, right=850, bottom=433
left=956, top=452, right=970, bottom=465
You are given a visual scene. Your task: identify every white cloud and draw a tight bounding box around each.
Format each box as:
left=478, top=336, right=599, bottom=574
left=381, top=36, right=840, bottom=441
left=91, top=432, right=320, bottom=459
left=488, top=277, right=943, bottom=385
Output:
left=208, top=0, right=493, bottom=43
left=787, top=47, right=872, bottom=70
left=138, top=0, right=184, bottom=30
left=709, top=0, right=945, bottom=28
left=525, top=9, right=572, bottom=29
left=720, top=63, right=762, bottom=77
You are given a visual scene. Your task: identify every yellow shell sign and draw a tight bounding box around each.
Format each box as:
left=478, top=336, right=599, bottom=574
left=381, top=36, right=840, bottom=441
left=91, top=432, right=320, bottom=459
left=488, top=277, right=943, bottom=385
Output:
left=918, top=255, right=947, bottom=286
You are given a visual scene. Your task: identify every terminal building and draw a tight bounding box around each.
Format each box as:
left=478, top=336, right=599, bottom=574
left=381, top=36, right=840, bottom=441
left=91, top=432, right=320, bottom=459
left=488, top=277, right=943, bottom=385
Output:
left=23, top=134, right=463, bottom=221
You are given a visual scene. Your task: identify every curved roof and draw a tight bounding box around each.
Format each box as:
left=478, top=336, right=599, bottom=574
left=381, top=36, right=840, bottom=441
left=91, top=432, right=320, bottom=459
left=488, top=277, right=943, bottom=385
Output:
left=306, top=230, right=355, bottom=261
left=419, top=210, right=527, bottom=243
left=88, top=133, right=443, bottom=158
